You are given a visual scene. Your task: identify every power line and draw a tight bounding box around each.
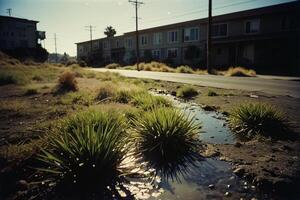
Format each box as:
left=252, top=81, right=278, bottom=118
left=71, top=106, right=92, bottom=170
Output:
left=129, top=0, right=144, bottom=71
left=144, top=0, right=261, bottom=24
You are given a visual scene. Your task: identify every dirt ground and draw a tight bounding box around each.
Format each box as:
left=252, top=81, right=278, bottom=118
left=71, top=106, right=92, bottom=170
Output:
left=1, top=69, right=300, bottom=199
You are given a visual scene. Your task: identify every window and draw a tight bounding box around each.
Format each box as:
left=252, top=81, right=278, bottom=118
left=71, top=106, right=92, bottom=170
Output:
left=212, top=24, right=227, bottom=37
left=245, top=19, right=260, bottom=34
left=141, top=35, right=148, bottom=46
left=153, top=32, right=162, bottom=45
left=184, top=27, right=199, bottom=41
left=168, top=31, right=178, bottom=43
left=116, top=40, right=119, bottom=48
left=125, top=38, right=133, bottom=48
left=103, top=41, right=109, bottom=49
left=152, top=49, right=161, bottom=59
left=167, top=48, right=178, bottom=58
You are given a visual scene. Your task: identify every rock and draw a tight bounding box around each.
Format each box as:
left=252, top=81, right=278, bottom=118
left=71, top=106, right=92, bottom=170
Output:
left=16, top=180, right=29, bottom=191
left=208, top=184, right=215, bottom=189
left=233, top=167, right=245, bottom=176
left=234, top=142, right=242, bottom=148
left=224, top=192, right=231, bottom=197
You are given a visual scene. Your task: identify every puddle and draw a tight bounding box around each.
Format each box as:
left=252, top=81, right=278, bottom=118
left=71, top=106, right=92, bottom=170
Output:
left=154, top=93, right=236, bottom=144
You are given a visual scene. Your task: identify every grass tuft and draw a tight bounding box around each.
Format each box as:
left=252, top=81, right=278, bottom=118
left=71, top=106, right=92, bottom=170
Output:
left=229, top=103, right=290, bottom=139
left=38, top=110, right=128, bottom=193
left=207, top=89, right=218, bottom=96
left=176, top=86, right=198, bottom=98
left=225, top=67, right=256, bottom=77
left=132, top=108, right=201, bottom=179
left=55, top=71, right=78, bottom=93
left=132, top=91, right=172, bottom=110
left=105, top=63, right=121, bottom=69
left=176, top=65, right=194, bottom=74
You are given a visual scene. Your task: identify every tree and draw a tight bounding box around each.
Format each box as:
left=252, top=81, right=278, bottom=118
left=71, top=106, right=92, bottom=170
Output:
left=104, top=26, right=116, bottom=38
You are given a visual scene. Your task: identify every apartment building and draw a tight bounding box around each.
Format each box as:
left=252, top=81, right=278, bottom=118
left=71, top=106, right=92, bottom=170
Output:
left=0, top=16, right=45, bottom=50
left=76, top=1, right=300, bottom=74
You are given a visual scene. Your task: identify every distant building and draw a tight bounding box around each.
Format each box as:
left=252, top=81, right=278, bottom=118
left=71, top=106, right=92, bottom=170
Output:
left=0, top=15, right=45, bottom=50
left=76, top=1, right=300, bottom=75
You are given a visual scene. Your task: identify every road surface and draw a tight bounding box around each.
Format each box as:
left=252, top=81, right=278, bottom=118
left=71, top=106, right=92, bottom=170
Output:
left=90, top=68, right=300, bottom=98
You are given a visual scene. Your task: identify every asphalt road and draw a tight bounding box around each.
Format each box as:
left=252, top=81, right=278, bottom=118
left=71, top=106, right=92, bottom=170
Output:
left=90, top=68, right=300, bottom=98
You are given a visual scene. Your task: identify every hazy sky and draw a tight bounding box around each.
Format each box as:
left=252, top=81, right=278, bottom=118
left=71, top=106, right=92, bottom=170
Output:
left=0, top=0, right=295, bottom=56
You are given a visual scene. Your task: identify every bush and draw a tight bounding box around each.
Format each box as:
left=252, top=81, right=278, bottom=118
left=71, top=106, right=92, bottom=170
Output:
left=113, top=89, right=132, bottom=103
left=0, top=71, right=29, bottom=86
left=225, top=67, right=256, bottom=77
left=132, top=108, right=201, bottom=178
left=229, top=103, right=289, bottom=139
left=78, top=60, right=87, bottom=67
left=24, top=88, right=38, bottom=96
left=132, top=91, right=172, bottom=110
left=176, top=86, right=198, bottom=98
left=176, top=65, right=194, bottom=73
left=38, top=110, right=128, bottom=193
left=105, top=63, right=121, bottom=69
left=56, top=71, right=78, bottom=93
left=207, top=89, right=218, bottom=96
left=96, top=84, right=116, bottom=101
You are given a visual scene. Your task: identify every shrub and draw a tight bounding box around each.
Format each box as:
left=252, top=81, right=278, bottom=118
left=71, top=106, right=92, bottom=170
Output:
left=0, top=71, right=29, bottom=86
left=229, top=103, right=289, bottom=139
left=225, top=67, right=256, bottom=77
left=176, top=65, right=194, bottom=74
left=132, top=91, right=172, bottom=110
left=60, top=92, right=93, bottom=106
left=96, top=84, right=116, bottom=101
left=132, top=108, right=201, bottom=178
left=176, top=86, right=198, bottom=98
left=113, top=89, right=132, bottom=103
left=38, top=110, right=128, bottom=193
left=56, top=71, right=78, bottom=93
left=24, top=88, right=38, bottom=96
left=207, top=89, right=218, bottom=96
left=78, top=60, right=87, bottom=67
left=105, top=63, right=121, bottom=69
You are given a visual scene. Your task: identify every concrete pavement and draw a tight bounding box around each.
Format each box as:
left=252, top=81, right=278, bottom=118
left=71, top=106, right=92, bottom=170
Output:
left=90, top=68, right=300, bottom=98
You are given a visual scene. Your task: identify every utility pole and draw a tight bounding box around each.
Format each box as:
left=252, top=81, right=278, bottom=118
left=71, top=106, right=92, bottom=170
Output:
left=85, top=25, right=95, bottom=58
left=129, top=0, right=144, bottom=71
left=6, top=8, right=12, bottom=16
left=54, top=33, right=58, bottom=63
left=207, top=0, right=212, bottom=74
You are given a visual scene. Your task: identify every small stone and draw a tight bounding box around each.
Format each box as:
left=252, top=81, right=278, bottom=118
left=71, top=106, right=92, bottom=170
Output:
left=208, top=184, right=215, bottom=189
left=227, top=184, right=231, bottom=188
left=224, top=192, right=231, bottom=197
left=233, top=167, right=245, bottom=176
left=234, top=142, right=242, bottom=148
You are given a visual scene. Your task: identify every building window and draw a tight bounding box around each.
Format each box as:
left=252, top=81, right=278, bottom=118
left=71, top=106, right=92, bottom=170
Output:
left=103, top=41, right=109, bottom=49
left=126, top=38, right=133, bottom=48
left=212, top=24, right=227, bottom=37
left=245, top=19, right=260, bottom=34
left=168, top=31, right=178, bottom=43
left=141, top=35, right=148, bottom=46
left=184, top=27, right=199, bottom=41
left=153, top=32, right=162, bottom=45
left=116, top=40, right=119, bottom=48
left=152, top=49, right=161, bottom=59
left=167, top=48, right=178, bottom=58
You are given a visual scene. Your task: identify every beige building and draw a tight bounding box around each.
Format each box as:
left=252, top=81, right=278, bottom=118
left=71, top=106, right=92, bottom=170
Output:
left=76, top=1, right=300, bottom=75
left=0, top=16, right=45, bottom=50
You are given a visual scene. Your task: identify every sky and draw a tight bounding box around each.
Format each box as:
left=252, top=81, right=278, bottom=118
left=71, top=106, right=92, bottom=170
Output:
left=0, top=0, right=296, bottom=56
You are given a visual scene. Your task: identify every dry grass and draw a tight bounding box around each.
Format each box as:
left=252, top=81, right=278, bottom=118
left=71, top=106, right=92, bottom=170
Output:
left=105, top=63, right=121, bottom=69
left=223, top=67, right=256, bottom=77
left=176, top=65, right=194, bottom=73
left=55, top=71, right=78, bottom=93
left=124, top=62, right=175, bottom=72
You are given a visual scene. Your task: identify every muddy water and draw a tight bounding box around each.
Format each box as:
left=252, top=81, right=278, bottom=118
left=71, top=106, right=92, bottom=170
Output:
left=120, top=93, right=262, bottom=200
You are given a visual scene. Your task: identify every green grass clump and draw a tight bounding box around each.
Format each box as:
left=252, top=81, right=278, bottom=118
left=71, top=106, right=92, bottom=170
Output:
left=132, top=91, right=172, bottom=110
left=176, top=65, right=194, bottom=74
left=96, top=84, right=116, bottom=101
left=207, top=89, right=218, bottom=96
left=176, top=86, right=198, bottom=98
left=230, top=103, right=289, bottom=139
left=132, top=108, right=201, bottom=178
left=60, top=92, right=93, bottom=106
left=0, top=71, right=29, bottom=86
left=55, top=71, right=78, bottom=93
left=38, top=110, right=128, bottom=193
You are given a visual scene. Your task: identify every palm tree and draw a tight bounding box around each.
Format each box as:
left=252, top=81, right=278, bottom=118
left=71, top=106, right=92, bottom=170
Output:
left=104, top=26, right=116, bottom=38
